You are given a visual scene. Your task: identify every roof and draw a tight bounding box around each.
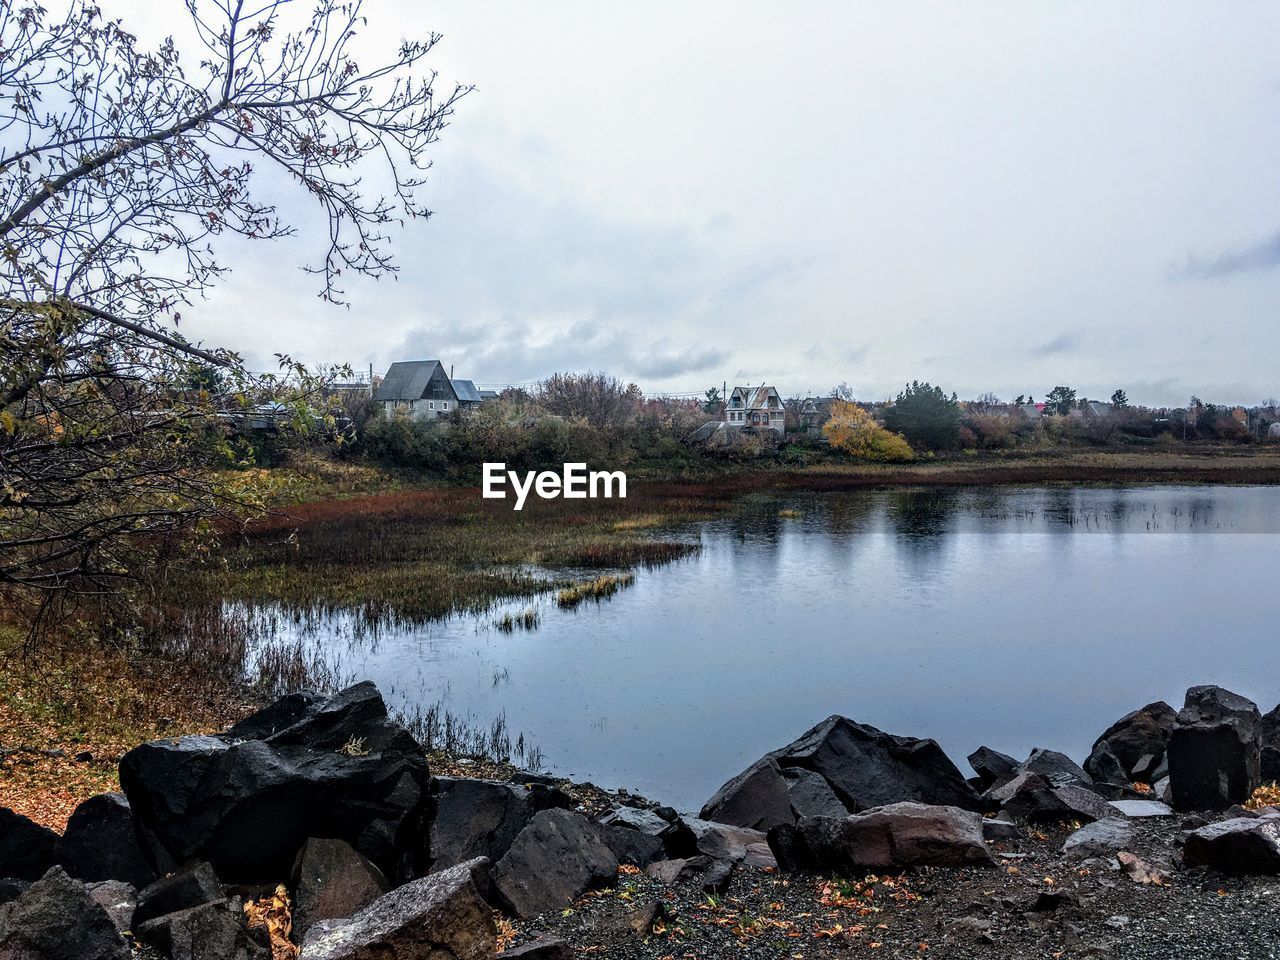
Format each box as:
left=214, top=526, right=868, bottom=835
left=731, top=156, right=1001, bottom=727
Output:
left=479, top=389, right=499, bottom=400
left=452, top=379, right=483, bottom=403
left=730, top=384, right=779, bottom=407
left=373, top=360, right=443, bottom=402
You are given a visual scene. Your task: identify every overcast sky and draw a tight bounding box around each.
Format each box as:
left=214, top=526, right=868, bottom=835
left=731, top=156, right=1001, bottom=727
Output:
left=121, top=1, right=1280, bottom=405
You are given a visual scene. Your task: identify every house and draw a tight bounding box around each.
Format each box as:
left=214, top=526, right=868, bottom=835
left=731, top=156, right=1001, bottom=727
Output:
left=451, top=379, right=485, bottom=411
left=373, top=360, right=460, bottom=418
left=799, top=396, right=837, bottom=431
left=726, top=384, right=785, bottom=434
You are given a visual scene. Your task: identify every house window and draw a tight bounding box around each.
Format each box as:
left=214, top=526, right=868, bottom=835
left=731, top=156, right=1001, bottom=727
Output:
left=442, top=401, right=449, bottom=410
left=429, top=401, right=435, bottom=410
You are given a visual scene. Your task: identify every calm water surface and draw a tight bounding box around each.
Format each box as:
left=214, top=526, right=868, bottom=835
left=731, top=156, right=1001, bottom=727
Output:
left=251, top=485, right=1280, bottom=812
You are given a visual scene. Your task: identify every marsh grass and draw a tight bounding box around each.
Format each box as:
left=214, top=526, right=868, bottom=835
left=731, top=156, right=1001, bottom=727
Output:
left=495, top=608, right=540, bottom=633
left=556, top=573, right=636, bottom=609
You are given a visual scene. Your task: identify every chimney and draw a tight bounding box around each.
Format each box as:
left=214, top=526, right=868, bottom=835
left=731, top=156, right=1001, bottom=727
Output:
left=450, top=364, right=454, bottom=379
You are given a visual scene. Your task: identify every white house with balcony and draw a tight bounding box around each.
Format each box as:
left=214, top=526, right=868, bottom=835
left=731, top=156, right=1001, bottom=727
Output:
left=726, top=384, right=785, bottom=434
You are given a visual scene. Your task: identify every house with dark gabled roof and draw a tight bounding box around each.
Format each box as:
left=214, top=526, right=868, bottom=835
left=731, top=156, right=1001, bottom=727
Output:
left=373, top=360, right=459, bottom=419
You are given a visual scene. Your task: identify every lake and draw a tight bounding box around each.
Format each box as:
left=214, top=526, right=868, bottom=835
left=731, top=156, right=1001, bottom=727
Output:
left=246, top=484, right=1280, bottom=813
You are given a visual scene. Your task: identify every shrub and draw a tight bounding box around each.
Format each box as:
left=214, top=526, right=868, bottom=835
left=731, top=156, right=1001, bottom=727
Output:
left=822, top=401, right=914, bottom=462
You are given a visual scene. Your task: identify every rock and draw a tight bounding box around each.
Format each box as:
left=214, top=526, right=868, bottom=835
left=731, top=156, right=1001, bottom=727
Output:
left=982, top=817, right=1024, bottom=842
left=120, top=682, right=430, bottom=883
left=135, top=898, right=271, bottom=960
left=1182, top=817, right=1280, bottom=874
left=627, top=899, right=666, bottom=936
left=0, top=807, right=59, bottom=881
left=1018, top=748, right=1092, bottom=786
left=1082, top=743, right=1128, bottom=787
left=967, top=747, right=1019, bottom=789
left=299, top=858, right=495, bottom=960
left=645, top=856, right=712, bottom=884
left=86, top=880, right=136, bottom=936
left=133, top=860, right=224, bottom=927
left=0, top=880, right=30, bottom=905
left=291, top=838, right=389, bottom=943
left=492, top=809, right=618, bottom=918
left=1166, top=685, right=1262, bottom=812
left=597, top=822, right=664, bottom=868
left=768, top=802, right=995, bottom=872
left=225, top=691, right=327, bottom=741
left=0, top=866, right=130, bottom=960
left=429, top=777, right=568, bottom=873
left=1086, top=702, right=1176, bottom=785
left=990, top=773, right=1115, bottom=823
left=1262, top=704, right=1280, bottom=783
left=1107, top=799, right=1173, bottom=818
left=682, top=817, right=770, bottom=866
left=500, top=938, right=573, bottom=959
left=1062, top=818, right=1135, bottom=858
left=55, top=793, right=156, bottom=888
left=1116, top=851, right=1170, bottom=885
left=701, top=716, right=981, bottom=830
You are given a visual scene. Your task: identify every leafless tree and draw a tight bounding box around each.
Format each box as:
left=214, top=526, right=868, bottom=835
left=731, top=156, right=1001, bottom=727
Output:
left=1, top=0, right=467, bottom=635
left=535, top=372, right=644, bottom=431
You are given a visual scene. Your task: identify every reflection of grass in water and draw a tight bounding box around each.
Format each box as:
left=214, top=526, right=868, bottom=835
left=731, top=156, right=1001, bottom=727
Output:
left=494, top=608, right=540, bottom=633
left=778, top=508, right=803, bottom=519
left=556, top=573, right=635, bottom=609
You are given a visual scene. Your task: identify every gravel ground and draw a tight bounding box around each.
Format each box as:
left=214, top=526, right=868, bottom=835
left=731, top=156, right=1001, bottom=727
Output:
left=504, top=818, right=1280, bottom=960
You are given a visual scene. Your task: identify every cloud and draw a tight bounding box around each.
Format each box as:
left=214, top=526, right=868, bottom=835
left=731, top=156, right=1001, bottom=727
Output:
left=1034, top=332, right=1079, bottom=356
left=395, top=315, right=726, bottom=386
left=1172, top=231, right=1280, bottom=280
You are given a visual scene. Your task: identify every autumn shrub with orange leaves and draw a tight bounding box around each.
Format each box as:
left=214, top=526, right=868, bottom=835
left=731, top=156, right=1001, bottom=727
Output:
left=822, top=401, right=915, bottom=462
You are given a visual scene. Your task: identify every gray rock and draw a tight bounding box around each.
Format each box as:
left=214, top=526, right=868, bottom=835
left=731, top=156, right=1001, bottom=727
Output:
left=56, top=793, right=156, bottom=889
left=701, top=715, right=981, bottom=831
left=1182, top=817, right=1280, bottom=874
left=991, top=774, right=1115, bottom=823
left=645, top=856, right=712, bottom=884
left=0, top=866, right=130, bottom=960
left=85, top=880, right=136, bottom=936
left=135, top=897, right=270, bottom=960
left=430, top=777, right=569, bottom=873
left=500, top=938, right=573, bottom=959
left=1107, top=799, right=1173, bottom=818
left=0, top=807, right=58, bottom=882
left=1086, top=701, right=1176, bottom=785
left=133, top=860, right=223, bottom=927
left=0, top=880, right=30, bottom=905
left=982, top=817, right=1024, bottom=842
left=1262, top=704, right=1280, bottom=783
left=291, top=837, right=389, bottom=943
left=300, top=858, right=494, bottom=959
left=1082, top=743, right=1128, bottom=786
left=769, top=801, right=995, bottom=872
left=1167, top=685, right=1262, bottom=812
left=967, top=746, right=1019, bottom=789
left=1018, top=748, right=1093, bottom=786
left=1062, top=818, right=1135, bottom=858
left=492, top=809, right=618, bottom=919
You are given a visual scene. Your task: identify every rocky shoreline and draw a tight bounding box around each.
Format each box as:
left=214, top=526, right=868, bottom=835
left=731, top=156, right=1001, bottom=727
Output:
left=1, top=681, right=1279, bottom=959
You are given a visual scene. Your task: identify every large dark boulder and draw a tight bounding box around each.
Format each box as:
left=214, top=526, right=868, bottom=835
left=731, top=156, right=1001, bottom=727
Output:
left=1183, top=817, right=1280, bottom=874
left=120, top=682, right=430, bottom=884
left=967, top=747, right=1018, bottom=789
left=596, top=808, right=669, bottom=868
left=701, top=716, right=981, bottom=831
left=1262, top=704, right=1280, bottom=784
left=135, top=898, right=271, bottom=960
left=429, top=777, right=568, bottom=873
left=291, top=837, right=389, bottom=943
left=0, top=867, right=130, bottom=960
left=1166, top=686, right=1262, bottom=812
left=0, top=807, right=58, bottom=881
left=55, top=793, right=156, bottom=888
left=86, top=880, right=137, bottom=937
left=299, top=858, right=495, bottom=960
left=1085, top=701, right=1176, bottom=785
left=492, top=809, right=618, bottom=919
left=768, top=802, right=994, bottom=873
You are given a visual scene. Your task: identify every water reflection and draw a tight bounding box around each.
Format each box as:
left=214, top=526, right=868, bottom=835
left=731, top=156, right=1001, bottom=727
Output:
left=243, top=485, right=1280, bottom=811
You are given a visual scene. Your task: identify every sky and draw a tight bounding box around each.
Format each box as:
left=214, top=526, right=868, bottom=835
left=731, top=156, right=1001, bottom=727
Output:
left=116, top=1, right=1280, bottom=406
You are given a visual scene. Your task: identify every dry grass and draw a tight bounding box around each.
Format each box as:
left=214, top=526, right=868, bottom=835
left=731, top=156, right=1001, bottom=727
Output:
left=0, top=625, right=254, bottom=830
left=556, top=573, right=636, bottom=609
